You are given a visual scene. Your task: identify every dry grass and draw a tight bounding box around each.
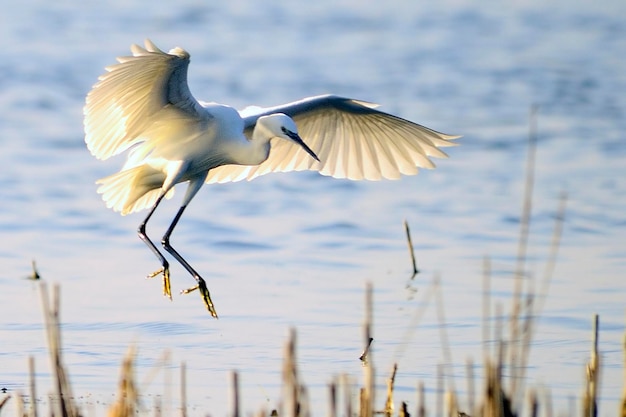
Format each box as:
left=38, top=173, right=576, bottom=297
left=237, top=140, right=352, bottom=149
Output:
left=5, top=278, right=621, bottom=417
left=4, top=109, right=625, bottom=417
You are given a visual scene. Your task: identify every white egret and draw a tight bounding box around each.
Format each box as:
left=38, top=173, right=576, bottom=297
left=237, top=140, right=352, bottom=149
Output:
left=84, top=39, right=459, bottom=318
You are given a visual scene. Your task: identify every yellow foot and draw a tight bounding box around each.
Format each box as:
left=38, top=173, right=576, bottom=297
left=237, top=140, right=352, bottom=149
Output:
left=181, top=279, right=218, bottom=318
left=146, top=267, right=172, bottom=300
left=180, top=285, right=198, bottom=295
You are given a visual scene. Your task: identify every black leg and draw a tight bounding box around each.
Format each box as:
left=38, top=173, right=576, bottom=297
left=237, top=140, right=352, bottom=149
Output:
left=162, top=205, right=218, bottom=318
left=137, top=193, right=172, bottom=299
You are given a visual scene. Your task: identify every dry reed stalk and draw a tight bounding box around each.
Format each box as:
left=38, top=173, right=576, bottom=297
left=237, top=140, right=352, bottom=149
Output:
left=341, top=374, right=353, bottom=417
left=528, top=389, right=538, bottom=417
left=0, top=394, right=11, bottom=414
left=416, top=381, right=425, bottom=417
left=28, top=356, right=37, bottom=417
left=481, top=360, right=495, bottom=417
left=359, top=388, right=366, bottom=417
left=621, top=328, right=626, bottom=417
left=300, top=386, right=311, bottom=417
left=399, top=401, right=409, bottom=417
left=482, top=256, right=492, bottom=361
left=361, top=283, right=374, bottom=417
left=436, top=363, right=443, bottom=417
left=515, top=192, right=567, bottom=406
left=509, top=105, right=539, bottom=405
left=404, top=220, right=419, bottom=278
left=328, top=380, right=337, bottom=417
left=29, top=260, right=41, bottom=280
left=107, top=347, right=139, bottom=417
left=478, top=107, right=567, bottom=416
left=444, top=390, right=458, bottom=417
left=582, top=315, right=599, bottom=417
left=15, top=391, right=24, bottom=417
left=466, top=358, right=475, bottom=415
left=40, top=283, right=79, bottom=417
left=534, top=191, right=567, bottom=316
left=282, top=328, right=307, bottom=417
left=383, top=363, right=397, bottom=415
left=476, top=334, right=516, bottom=417
left=517, top=284, right=536, bottom=396
left=486, top=301, right=509, bottom=417
left=360, top=338, right=374, bottom=363
left=483, top=358, right=514, bottom=417
left=231, top=371, right=240, bottom=417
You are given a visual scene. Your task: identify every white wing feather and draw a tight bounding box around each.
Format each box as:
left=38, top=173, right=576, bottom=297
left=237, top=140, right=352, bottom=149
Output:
left=84, top=39, right=205, bottom=160
left=206, top=95, right=459, bottom=183
left=85, top=39, right=459, bottom=186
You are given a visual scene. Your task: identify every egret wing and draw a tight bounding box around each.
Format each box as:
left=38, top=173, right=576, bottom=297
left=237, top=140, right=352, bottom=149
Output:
left=84, top=39, right=207, bottom=160
left=206, top=95, right=459, bottom=183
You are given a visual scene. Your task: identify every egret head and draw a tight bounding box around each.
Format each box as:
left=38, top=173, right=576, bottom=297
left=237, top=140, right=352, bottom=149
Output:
left=258, top=113, right=320, bottom=162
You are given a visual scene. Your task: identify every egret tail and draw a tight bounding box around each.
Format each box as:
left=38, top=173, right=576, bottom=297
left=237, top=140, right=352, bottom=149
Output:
left=96, top=165, right=172, bottom=215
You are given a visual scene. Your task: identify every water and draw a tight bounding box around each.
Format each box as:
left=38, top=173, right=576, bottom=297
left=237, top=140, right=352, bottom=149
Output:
left=1, top=0, right=625, bottom=416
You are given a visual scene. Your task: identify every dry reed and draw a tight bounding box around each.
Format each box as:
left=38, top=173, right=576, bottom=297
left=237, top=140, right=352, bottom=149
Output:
left=404, top=220, right=419, bottom=278
left=5, top=277, right=625, bottom=417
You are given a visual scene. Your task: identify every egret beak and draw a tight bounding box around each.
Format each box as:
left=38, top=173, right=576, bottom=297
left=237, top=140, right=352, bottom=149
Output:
left=286, top=131, right=320, bottom=162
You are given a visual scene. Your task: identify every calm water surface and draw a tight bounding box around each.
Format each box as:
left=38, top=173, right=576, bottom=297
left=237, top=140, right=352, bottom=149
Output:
left=1, top=1, right=625, bottom=416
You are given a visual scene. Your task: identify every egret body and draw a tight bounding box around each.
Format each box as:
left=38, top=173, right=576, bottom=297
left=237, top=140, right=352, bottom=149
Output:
left=84, top=40, right=459, bottom=318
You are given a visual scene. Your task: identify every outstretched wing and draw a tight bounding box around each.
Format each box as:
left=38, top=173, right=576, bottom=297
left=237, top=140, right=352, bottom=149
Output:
left=84, top=39, right=206, bottom=160
left=206, top=95, right=459, bottom=183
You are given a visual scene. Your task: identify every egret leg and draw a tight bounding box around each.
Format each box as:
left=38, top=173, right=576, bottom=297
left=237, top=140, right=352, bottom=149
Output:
left=161, top=204, right=218, bottom=318
left=138, top=194, right=172, bottom=299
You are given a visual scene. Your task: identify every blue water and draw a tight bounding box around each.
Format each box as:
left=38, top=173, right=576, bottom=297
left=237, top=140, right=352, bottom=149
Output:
left=1, top=0, right=625, bottom=416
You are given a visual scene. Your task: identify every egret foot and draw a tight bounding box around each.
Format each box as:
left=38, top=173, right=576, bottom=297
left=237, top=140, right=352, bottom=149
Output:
left=180, top=285, right=198, bottom=294
left=181, top=278, right=218, bottom=318
left=146, top=267, right=172, bottom=300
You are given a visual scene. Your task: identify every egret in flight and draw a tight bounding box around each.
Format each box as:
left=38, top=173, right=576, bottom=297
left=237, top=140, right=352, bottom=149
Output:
left=84, top=39, right=459, bottom=318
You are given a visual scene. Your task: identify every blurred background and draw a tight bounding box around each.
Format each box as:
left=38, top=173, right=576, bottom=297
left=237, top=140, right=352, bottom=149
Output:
left=1, top=0, right=624, bottom=416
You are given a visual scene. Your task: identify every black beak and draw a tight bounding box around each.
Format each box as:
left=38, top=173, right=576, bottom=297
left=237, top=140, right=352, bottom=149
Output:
left=286, top=131, right=320, bottom=162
